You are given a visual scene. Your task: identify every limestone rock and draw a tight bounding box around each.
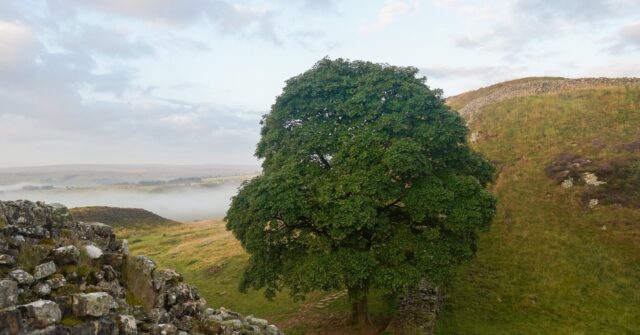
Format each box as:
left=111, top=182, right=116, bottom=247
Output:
left=0, top=279, right=19, bottom=308
left=582, top=172, right=606, bottom=186
left=152, top=323, right=177, bottom=335
left=135, top=255, right=157, bottom=276
left=34, top=282, right=52, bottom=297
left=33, top=261, right=57, bottom=280
left=54, top=245, right=80, bottom=265
left=116, top=314, right=138, bottom=335
left=10, top=269, right=35, bottom=285
left=46, top=274, right=67, bottom=289
left=0, top=200, right=283, bottom=335
left=19, top=300, right=62, bottom=329
left=246, top=315, right=269, bottom=327
left=153, top=268, right=182, bottom=291
left=85, top=244, right=104, bottom=259
left=72, top=292, right=117, bottom=317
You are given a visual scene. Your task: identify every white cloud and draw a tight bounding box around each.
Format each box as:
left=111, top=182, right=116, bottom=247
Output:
left=0, top=21, right=35, bottom=64
left=360, top=1, right=414, bottom=33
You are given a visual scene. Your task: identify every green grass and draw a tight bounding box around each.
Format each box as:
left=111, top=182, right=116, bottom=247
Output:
left=117, top=220, right=395, bottom=334
left=437, top=86, right=640, bottom=334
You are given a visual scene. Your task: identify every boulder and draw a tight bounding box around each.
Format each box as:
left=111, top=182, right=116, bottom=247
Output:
left=33, top=261, right=57, bottom=280
left=53, top=245, right=80, bottom=265
left=10, top=269, right=35, bottom=285
left=19, top=300, right=62, bottom=330
left=0, top=279, right=18, bottom=308
left=72, top=292, right=117, bottom=317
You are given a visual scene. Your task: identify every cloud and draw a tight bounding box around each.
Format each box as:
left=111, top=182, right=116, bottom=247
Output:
left=605, top=22, right=640, bottom=52
left=360, top=1, right=414, bottom=33
left=60, top=25, right=155, bottom=59
left=0, top=4, right=264, bottom=166
left=0, top=21, right=36, bottom=64
left=68, top=0, right=283, bottom=44
left=450, top=0, right=640, bottom=56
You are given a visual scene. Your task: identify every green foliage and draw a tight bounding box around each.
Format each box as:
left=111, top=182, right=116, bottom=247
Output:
left=226, top=58, right=496, bottom=305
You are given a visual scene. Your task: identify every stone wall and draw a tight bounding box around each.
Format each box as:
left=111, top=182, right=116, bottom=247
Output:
left=385, top=279, right=443, bottom=335
left=0, top=200, right=282, bottom=335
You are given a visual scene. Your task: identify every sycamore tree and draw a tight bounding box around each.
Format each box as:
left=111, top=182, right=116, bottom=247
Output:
left=225, top=58, right=496, bottom=326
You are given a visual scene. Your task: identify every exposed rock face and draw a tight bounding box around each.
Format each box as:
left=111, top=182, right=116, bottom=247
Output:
left=0, top=200, right=282, bottom=335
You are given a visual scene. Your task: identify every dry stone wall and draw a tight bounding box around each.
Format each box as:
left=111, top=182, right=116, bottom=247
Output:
left=0, top=200, right=282, bottom=335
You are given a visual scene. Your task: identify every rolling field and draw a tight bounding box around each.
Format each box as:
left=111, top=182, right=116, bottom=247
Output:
left=437, top=84, right=640, bottom=334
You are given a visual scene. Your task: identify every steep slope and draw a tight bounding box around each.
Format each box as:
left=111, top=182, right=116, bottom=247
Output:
left=437, top=78, right=640, bottom=334
left=70, top=206, right=179, bottom=227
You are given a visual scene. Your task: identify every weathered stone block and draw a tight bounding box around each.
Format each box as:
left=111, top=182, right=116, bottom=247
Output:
left=19, top=300, right=62, bottom=330
left=72, top=292, right=117, bottom=317
left=10, top=269, right=35, bottom=286
left=53, top=245, right=80, bottom=265
left=33, top=261, right=57, bottom=280
left=84, top=244, right=103, bottom=259
left=115, top=314, right=138, bottom=335
left=0, top=279, right=18, bottom=308
left=35, top=282, right=52, bottom=297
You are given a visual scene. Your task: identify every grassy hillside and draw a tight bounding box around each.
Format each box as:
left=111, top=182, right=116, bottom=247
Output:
left=116, top=221, right=396, bottom=334
left=437, top=82, right=640, bottom=334
left=70, top=206, right=179, bottom=227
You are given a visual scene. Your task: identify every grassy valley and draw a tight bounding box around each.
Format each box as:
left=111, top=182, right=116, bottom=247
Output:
left=96, top=78, right=640, bottom=334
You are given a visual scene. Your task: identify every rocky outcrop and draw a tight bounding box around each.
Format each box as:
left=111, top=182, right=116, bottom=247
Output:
left=452, top=77, right=640, bottom=123
left=0, top=200, right=282, bottom=335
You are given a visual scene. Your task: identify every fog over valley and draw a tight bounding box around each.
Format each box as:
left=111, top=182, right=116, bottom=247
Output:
left=0, top=164, right=258, bottom=221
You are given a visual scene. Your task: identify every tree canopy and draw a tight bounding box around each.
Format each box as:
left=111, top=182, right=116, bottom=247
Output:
left=225, top=58, right=496, bottom=324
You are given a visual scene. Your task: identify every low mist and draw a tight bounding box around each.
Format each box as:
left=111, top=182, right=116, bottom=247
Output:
left=0, top=183, right=242, bottom=222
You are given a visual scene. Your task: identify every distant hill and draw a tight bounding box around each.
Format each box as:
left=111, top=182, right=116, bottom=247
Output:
left=436, top=77, right=640, bottom=334
left=70, top=206, right=180, bottom=227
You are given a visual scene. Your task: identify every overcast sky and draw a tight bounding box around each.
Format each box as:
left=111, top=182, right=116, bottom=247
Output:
left=1, top=0, right=639, bottom=167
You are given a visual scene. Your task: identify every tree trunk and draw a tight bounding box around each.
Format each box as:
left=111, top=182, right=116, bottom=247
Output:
left=349, top=289, right=370, bottom=327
